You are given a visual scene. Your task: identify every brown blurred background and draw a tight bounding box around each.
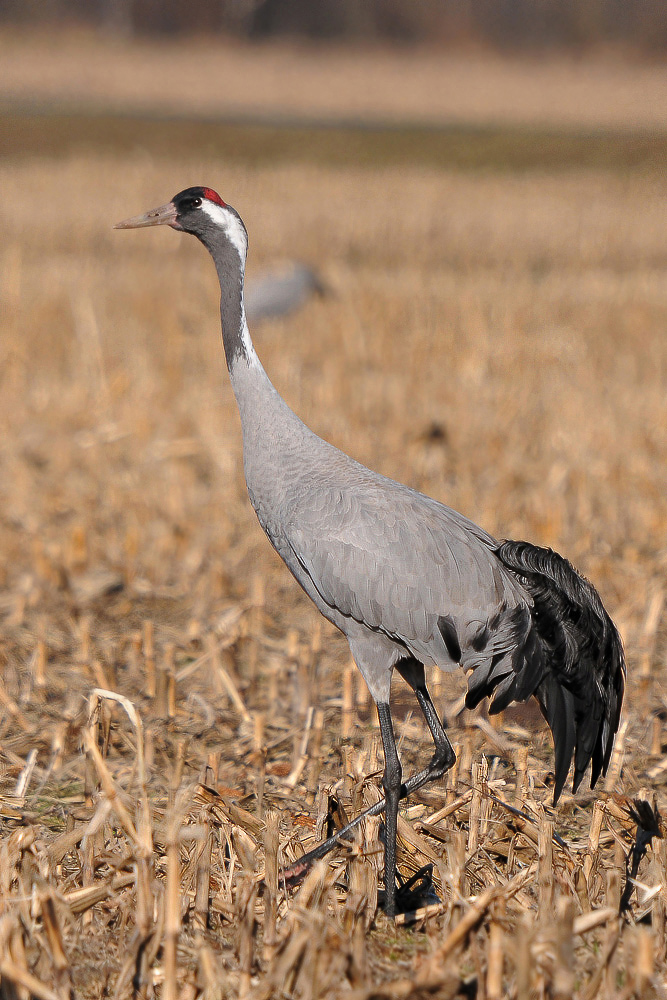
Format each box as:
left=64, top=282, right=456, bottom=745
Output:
left=3, top=0, right=667, bottom=50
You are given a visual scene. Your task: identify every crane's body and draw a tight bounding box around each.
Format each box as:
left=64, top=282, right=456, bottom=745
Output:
left=115, top=188, right=625, bottom=917
left=232, top=343, right=527, bottom=699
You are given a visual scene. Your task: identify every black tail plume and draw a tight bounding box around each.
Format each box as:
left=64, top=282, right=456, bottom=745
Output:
left=496, top=539, right=625, bottom=803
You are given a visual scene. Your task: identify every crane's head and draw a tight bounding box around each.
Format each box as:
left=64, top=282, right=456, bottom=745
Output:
left=114, top=186, right=248, bottom=260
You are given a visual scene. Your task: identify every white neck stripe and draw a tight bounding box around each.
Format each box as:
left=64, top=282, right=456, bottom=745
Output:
left=201, top=201, right=248, bottom=261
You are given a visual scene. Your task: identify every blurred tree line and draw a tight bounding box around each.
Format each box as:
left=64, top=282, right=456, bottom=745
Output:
left=2, top=0, right=667, bottom=52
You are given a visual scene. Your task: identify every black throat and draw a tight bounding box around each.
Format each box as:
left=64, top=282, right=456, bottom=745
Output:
left=189, top=209, right=249, bottom=370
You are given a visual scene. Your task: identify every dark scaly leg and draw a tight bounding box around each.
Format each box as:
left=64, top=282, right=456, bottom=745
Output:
left=376, top=701, right=401, bottom=917
left=395, top=658, right=456, bottom=781
left=281, top=658, right=457, bottom=914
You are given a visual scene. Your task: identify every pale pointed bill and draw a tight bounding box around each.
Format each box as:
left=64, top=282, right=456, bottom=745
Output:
left=114, top=202, right=179, bottom=229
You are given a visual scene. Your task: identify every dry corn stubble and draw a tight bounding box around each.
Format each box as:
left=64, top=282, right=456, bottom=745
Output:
left=0, top=118, right=666, bottom=999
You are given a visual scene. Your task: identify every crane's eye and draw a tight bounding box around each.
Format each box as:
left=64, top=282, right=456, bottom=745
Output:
left=181, top=196, right=202, bottom=211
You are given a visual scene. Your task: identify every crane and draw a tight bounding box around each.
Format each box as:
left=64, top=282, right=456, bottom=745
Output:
left=245, top=261, right=324, bottom=323
left=115, top=187, right=626, bottom=917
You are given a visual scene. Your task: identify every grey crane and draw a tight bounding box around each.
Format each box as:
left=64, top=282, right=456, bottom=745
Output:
left=115, top=187, right=626, bottom=917
left=245, top=261, right=324, bottom=323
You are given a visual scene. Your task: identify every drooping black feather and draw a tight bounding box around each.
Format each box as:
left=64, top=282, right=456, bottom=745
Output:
left=493, top=540, right=625, bottom=803
left=464, top=602, right=545, bottom=714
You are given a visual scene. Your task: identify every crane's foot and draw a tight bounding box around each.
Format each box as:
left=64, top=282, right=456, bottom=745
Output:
left=279, top=755, right=451, bottom=890
left=377, top=863, right=440, bottom=916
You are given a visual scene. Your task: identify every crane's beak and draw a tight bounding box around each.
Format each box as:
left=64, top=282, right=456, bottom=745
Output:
left=113, top=201, right=180, bottom=230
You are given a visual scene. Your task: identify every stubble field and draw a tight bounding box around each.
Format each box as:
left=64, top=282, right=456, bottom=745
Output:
left=1, top=36, right=667, bottom=1000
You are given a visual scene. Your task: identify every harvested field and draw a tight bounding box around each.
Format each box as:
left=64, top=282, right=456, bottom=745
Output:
left=1, top=39, right=667, bottom=997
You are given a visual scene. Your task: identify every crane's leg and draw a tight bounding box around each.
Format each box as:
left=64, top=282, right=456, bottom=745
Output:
left=395, top=658, right=456, bottom=785
left=376, top=700, right=402, bottom=918
left=281, top=659, right=456, bottom=915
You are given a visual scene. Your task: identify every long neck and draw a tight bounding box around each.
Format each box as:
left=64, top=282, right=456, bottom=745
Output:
left=194, top=211, right=344, bottom=534
left=197, top=216, right=309, bottom=469
left=205, top=227, right=256, bottom=375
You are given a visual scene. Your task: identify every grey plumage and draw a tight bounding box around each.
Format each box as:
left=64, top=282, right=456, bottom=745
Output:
left=115, top=186, right=626, bottom=917
left=245, top=262, right=324, bottom=322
